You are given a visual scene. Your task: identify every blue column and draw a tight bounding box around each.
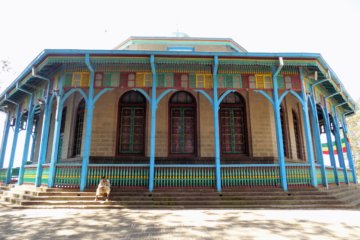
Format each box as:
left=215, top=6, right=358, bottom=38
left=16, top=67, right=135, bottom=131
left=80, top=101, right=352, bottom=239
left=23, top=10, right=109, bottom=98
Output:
left=149, top=55, right=157, bottom=192
left=80, top=54, right=95, bottom=191
left=212, top=56, right=222, bottom=192
left=309, top=99, right=327, bottom=187
left=5, top=104, right=21, bottom=184
left=341, top=114, right=357, bottom=184
left=48, top=75, right=64, bottom=188
left=0, top=112, right=10, bottom=169
left=323, top=104, right=339, bottom=184
left=298, top=73, right=317, bottom=187
left=35, top=96, right=54, bottom=187
left=310, top=80, right=329, bottom=188
left=301, top=103, right=318, bottom=187
left=272, top=68, right=287, bottom=191
left=333, top=110, right=349, bottom=184
left=18, top=96, right=35, bottom=185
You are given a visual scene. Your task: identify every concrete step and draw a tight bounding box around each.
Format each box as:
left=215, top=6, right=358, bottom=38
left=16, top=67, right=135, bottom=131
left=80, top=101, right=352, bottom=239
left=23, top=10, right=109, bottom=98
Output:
left=18, top=198, right=345, bottom=206
left=27, top=194, right=338, bottom=201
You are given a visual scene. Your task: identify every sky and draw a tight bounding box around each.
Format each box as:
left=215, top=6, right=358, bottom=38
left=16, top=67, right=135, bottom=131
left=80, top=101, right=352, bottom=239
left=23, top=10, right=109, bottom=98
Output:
left=0, top=0, right=360, bottom=166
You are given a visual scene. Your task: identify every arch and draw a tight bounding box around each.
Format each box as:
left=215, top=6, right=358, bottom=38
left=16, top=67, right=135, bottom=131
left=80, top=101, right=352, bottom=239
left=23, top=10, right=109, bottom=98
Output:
left=219, top=92, right=248, bottom=155
left=117, top=91, right=147, bottom=155
left=169, top=91, right=197, bottom=155
left=72, top=99, right=85, bottom=157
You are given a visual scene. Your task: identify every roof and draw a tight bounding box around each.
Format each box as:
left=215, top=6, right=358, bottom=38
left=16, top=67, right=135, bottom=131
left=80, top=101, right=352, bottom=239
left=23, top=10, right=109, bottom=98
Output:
left=0, top=48, right=355, bottom=115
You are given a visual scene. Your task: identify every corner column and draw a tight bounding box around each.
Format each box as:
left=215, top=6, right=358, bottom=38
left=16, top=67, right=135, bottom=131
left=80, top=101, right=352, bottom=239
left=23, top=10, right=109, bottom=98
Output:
left=18, top=95, right=35, bottom=185
left=48, top=76, right=64, bottom=188
left=0, top=112, right=11, bottom=169
left=5, top=104, right=21, bottom=184
left=341, top=114, right=357, bottom=183
left=333, top=108, right=349, bottom=184
left=35, top=95, right=54, bottom=186
left=323, top=103, right=339, bottom=184
left=299, top=72, right=317, bottom=187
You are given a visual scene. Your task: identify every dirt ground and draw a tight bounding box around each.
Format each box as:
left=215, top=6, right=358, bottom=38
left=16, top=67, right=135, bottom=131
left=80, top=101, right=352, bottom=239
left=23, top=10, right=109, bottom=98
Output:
left=0, top=207, right=359, bottom=239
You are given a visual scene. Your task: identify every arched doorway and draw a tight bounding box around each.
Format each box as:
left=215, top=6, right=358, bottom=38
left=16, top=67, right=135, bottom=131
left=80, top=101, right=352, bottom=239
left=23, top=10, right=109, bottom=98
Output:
left=169, top=91, right=196, bottom=155
left=219, top=92, right=248, bottom=155
left=117, top=91, right=146, bottom=155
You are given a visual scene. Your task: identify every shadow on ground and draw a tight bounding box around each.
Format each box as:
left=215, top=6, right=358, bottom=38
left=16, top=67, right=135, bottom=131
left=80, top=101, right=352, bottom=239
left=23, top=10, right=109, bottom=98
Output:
left=0, top=208, right=359, bottom=240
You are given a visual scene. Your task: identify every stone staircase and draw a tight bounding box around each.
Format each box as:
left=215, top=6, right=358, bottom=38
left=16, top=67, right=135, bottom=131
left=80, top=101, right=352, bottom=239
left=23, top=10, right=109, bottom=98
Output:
left=0, top=183, right=359, bottom=209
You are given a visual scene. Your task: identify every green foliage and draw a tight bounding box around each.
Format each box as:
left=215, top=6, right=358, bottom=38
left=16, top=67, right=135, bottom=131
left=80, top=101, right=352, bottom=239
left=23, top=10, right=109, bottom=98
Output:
left=0, top=60, right=10, bottom=72
left=346, top=99, right=360, bottom=180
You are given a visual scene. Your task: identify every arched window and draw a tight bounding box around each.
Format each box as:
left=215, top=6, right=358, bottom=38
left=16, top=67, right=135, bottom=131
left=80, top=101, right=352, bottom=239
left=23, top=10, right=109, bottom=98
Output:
left=280, top=106, right=290, bottom=158
left=72, top=100, right=85, bottom=157
left=58, top=107, right=67, bottom=162
left=169, top=91, right=196, bottom=155
left=118, top=91, right=146, bottom=154
left=219, top=92, right=247, bottom=155
left=292, top=110, right=303, bottom=159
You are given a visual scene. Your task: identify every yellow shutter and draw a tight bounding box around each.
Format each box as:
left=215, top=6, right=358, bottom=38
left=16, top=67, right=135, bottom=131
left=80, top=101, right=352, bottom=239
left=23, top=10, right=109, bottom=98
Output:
left=73, top=73, right=82, bottom=87
left=205, top=75, right=213, bottom=88
left=136, top=73, right=145, bottom=87
left=256, top=75, right=264, bottom=88
left=81, top=73, right=90, bottom=87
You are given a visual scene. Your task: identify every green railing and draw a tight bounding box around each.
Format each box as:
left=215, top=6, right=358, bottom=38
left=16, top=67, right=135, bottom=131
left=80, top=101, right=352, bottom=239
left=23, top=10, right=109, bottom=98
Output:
left=326, top=166, right=336, bottom=184
left=23, top=165, right=37, bottom=184
left=347, top=169, right=354, bottom=183
left=221, top=164, right=280, bottom=188
left=337, top=168, right=345, bottom=183
left=87, top=164, right=149, bottom=188
left=286, top=164, right=311, bottom=186
left=0, top=168, right=6, bottom=183
left=41, top=164, right=50, bottom=186
left=54, top=164, right=81, bottom=188
left=315, top=165, right=322, bottom=185
left=155, top=165, right=215, bottom=188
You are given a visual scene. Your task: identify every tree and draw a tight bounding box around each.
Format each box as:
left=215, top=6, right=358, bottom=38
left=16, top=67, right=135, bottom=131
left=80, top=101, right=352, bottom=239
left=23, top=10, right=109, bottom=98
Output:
left=0, top=60, right=10, bottom=72
left=346, top=99, right=360, bottom=179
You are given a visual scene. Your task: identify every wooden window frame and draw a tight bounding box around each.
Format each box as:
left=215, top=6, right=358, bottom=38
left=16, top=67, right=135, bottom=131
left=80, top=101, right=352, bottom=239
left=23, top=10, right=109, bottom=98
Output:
left=116, top=91, right=147, bottom=156
left=168, top=91, right=197, bottom=157
left=219, top=92, right=248, bottom=156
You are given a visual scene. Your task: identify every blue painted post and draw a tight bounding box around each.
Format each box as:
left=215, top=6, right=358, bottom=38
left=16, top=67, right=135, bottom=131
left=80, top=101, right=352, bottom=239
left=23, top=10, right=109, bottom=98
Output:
left=18, top=95, right=35, bottom=185
left=48, top=76, right=64, bottom=188
left=80, top=54, right=95, bottom=191
left=333, top=109, right=349, bottom=184
left=35, top=95, right=54, bottom=187
left=212, top=56, right=222, bottom=192
left=309, top=99, right=327, bottom=187
left=301, top=104, right=318, bottom=187
left=299, top=73, right=317, bottom=187
left=0, top=112, right=10, bottom=169
left=271, top=60, right=287, bottom=191
left=323, top=103, right=339, bottom=184
left=149, top=55, right=157, bottom=192
left=341, top=114, right=357, bottom=184
left=5, top=104, right=21, bottom=184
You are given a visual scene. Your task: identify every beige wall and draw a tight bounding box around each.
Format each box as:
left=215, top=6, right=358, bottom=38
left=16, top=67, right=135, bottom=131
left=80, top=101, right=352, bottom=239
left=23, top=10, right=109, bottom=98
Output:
left=35, top=88, right=312, bottom=163
left=248, top=92, right=277, bottom=158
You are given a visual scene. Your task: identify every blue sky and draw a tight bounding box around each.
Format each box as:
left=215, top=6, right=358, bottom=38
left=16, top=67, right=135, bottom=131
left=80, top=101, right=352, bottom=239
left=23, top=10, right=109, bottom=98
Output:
left=0, top=0, right=360, bottom=166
